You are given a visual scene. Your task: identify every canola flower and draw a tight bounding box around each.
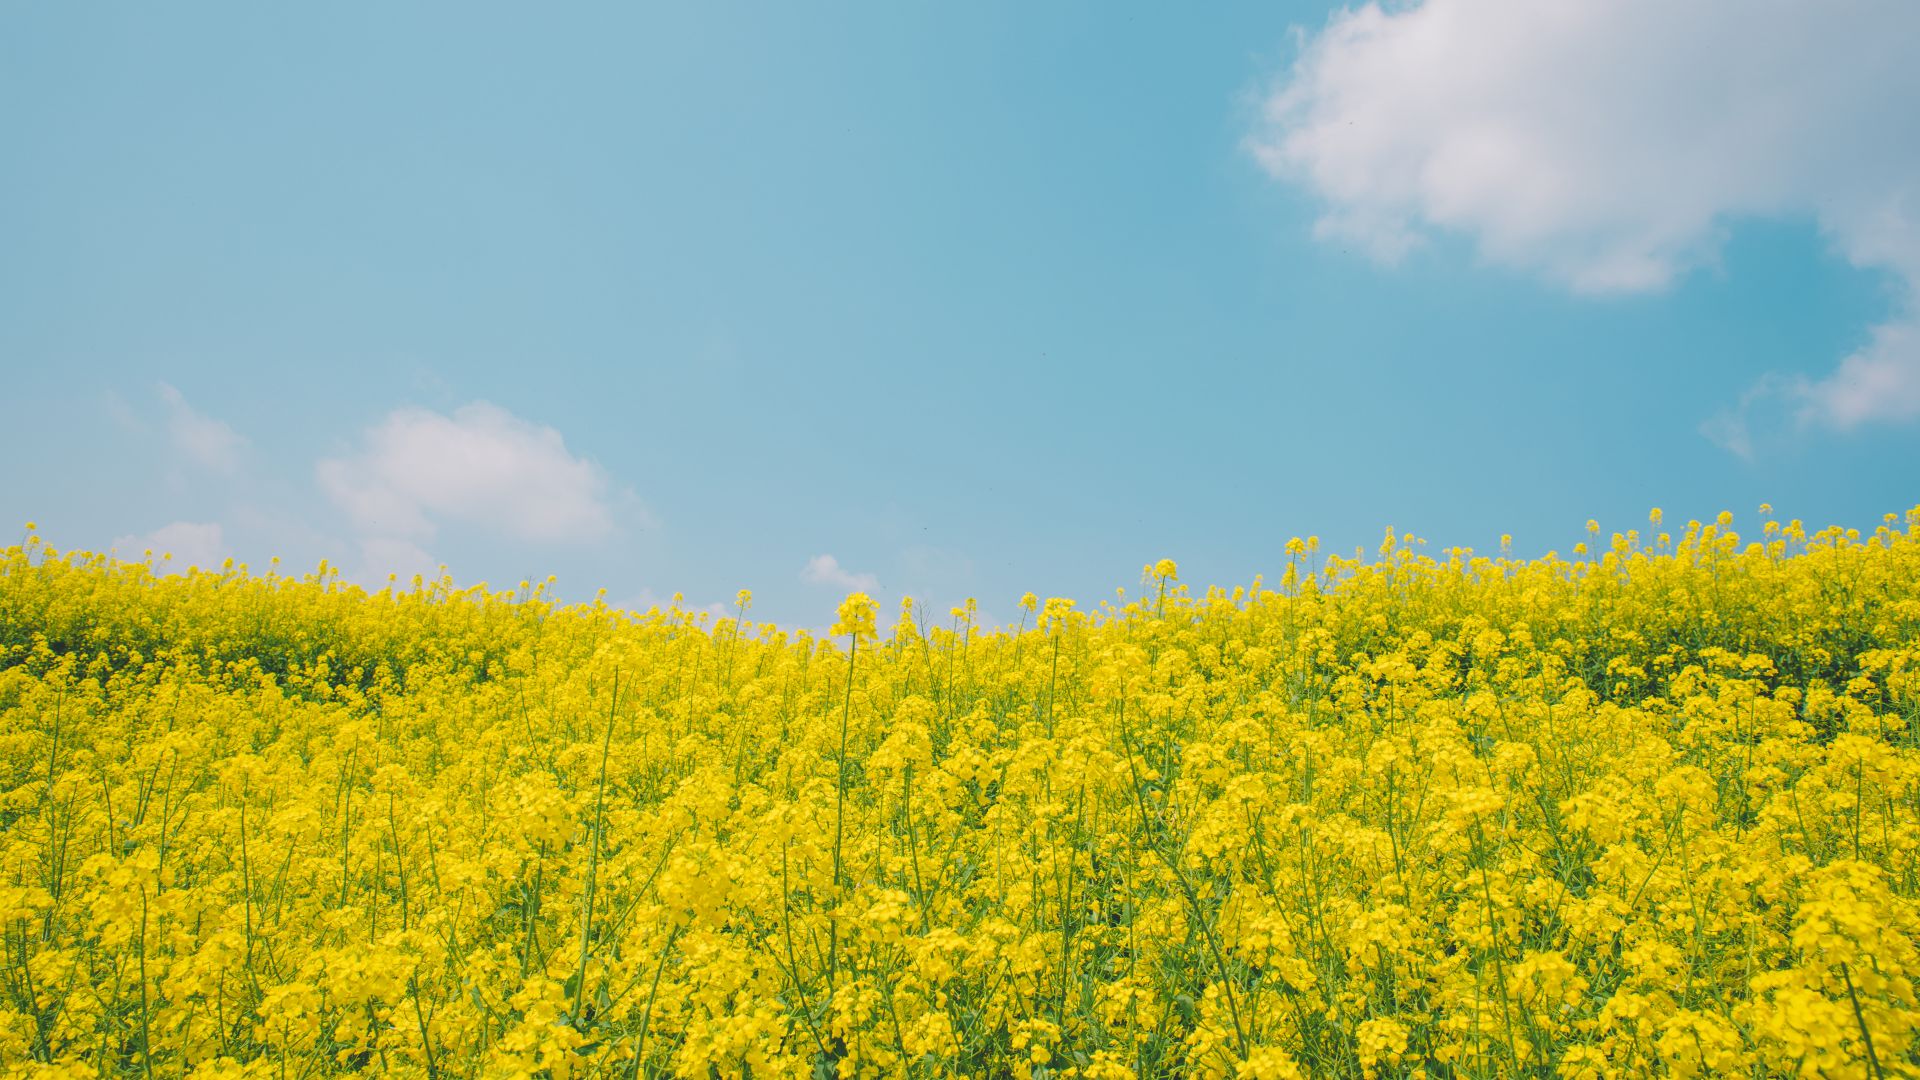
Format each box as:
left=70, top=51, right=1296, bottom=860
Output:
left=2, top=510, right=1920, bottom=1078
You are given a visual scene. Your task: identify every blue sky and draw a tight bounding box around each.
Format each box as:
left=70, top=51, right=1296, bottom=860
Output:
left=4, top=1, right=1916, bottom=628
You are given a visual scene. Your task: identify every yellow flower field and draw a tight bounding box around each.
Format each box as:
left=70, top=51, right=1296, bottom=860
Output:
left=3, top=510, right=1919, bottom=1078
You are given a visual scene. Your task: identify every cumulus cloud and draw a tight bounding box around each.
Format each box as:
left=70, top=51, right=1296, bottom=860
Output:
left=317, top=403, right=615, bottom=544
left=113, top=521, right=227, bottom=570
left=158, top=383, right=246, bottom=474
left=801, top=554, right=879, bottom=593
left=1250, top=0, right=1920, bottom=437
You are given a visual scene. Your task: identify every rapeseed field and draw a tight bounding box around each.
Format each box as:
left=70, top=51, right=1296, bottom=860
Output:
left=3, top=510, right=1919, bottom=1079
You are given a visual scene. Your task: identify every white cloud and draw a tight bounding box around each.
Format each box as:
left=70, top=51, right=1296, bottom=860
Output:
left=1797, top=321, right=1920, bottom=429
left=113, top=521, right=227, bottom=570
left=356, top=536, right=443, bottom=584
left=158, top=383, right=246, bottom=474
left=317, top=402, right=615, bottom=544
left=1251, top=0, right=1920, bottom=434
left=801, top=553, right=879, bottom=593
left=613, top=588, right=735, bottom=624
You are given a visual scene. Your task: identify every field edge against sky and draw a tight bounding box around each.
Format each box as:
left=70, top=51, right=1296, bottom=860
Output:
left=3, top=1, right=1916, bottom=628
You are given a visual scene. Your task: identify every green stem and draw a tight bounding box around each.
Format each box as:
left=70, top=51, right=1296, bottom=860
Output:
left=1842, top=963, right=1886, bottom=1080
left=574, top=671, right=621, bottom=1025
left=828, top=634, right=857, bottom=984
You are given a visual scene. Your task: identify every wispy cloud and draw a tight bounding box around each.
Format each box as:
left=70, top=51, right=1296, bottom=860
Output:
left=158, top=383, right=246, bottom=474
left=618, top=587, right=734, bottom=622
left=355, top=536, right=443, bottom=584
left=801, top=553, right=878, bottom=593
left=112, top=520, right=227, bottom=570
left=1251, top=0, right=1920, bottom=441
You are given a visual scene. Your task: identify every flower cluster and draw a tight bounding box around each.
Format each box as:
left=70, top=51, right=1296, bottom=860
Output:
left=2, top=508, right=1918, bottom=1077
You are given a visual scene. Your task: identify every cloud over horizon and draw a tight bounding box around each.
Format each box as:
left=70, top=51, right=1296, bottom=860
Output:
left=112, top=520, right=228, bottom=570
left=318, top=402, right=617, bottom=547
left=1251, top=0, right=1920, bottom=447
left=801, top=553, right=879, bottom=593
